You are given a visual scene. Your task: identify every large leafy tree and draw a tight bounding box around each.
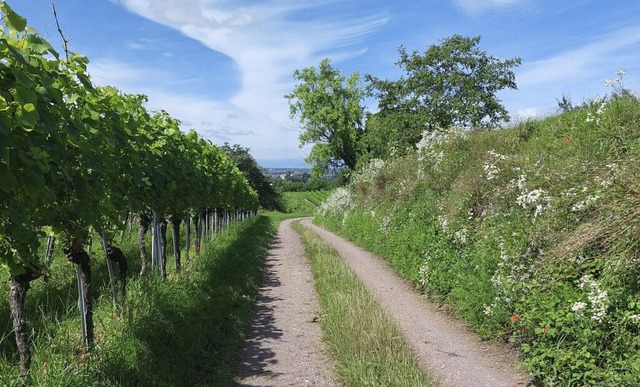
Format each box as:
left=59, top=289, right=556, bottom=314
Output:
left=285, top=58, right=365, bottom=173
left=364, top=35, right=521, bottom=158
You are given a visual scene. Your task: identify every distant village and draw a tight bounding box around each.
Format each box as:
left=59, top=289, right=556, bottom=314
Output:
left=264, top=168, right=312, bottom=182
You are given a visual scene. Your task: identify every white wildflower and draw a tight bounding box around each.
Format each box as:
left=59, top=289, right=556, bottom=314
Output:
left=454, top=228, right=469, bottom=245
left=571, top=301, right=587, bottom=315
left=571, top=194, right=599, bottom=212
left=575, top=275, right=609, bottom=323
left=483, top=163, right=500, bottom=180
left=319, top=187, right=354, bottom=216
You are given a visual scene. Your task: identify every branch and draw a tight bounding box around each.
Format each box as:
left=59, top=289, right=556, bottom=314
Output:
left=51, top=3, right=70, bottom=61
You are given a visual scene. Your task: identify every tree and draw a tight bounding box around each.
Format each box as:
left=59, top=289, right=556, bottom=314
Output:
left=220, top=143, right=283, bottom=211
left=285, top=58, right=366, bottom=173
left=364, top=35, right=521, bottom=158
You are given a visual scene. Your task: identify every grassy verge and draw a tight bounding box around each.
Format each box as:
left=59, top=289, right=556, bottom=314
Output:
left=0, top=215, right=277, bottom=386
left=292, top=221, right=433, bottom=387
left=315, top=94, right=640, bottom=385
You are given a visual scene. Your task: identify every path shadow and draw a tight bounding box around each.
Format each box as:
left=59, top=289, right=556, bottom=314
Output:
left=235, top=234, right=288, bottom=384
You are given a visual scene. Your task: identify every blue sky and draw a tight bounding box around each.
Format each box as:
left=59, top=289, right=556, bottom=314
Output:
left=11, top=0, right=640, bottom=167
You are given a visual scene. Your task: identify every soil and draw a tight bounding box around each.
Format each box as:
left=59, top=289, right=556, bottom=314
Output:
left=236, top=218, right=532, bottom=387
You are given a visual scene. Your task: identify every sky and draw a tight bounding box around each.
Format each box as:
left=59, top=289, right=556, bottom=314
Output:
left=10, top=0, right=640, bottom=167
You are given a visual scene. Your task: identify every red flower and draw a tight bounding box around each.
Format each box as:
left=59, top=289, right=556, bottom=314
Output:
left=562, top=138, right=570, bottom=143
left=510, top=313, right=522, bottom=322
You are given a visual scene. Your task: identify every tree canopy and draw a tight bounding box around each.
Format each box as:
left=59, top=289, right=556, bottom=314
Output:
left=364, top=35, right=521, bottom=158
left=285, top=58, right=365, bottom=173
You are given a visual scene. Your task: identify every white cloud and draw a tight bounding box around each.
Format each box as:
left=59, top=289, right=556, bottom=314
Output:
left=517, top=26, right=640, bottom=88
left=453, top=0, right=532, bottom=15
left=110, top=0, right=389, bottom=159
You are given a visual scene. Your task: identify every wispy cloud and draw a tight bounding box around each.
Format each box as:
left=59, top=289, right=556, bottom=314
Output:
left=517, top=26, right=640, bottom=87
left=453, top=0, right=533, bottom=15
left=505, top=25, right=640, bottom=119
left=111, top=0, right=389, bottom=158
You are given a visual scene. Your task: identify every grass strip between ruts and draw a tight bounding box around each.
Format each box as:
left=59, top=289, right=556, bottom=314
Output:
left=292, top=221, right=434, bottom=387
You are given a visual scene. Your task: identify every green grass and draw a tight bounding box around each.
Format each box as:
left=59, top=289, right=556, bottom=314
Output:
left=282, top=190, right=330, bottom=215
left=315, top=94, right=640, bottom=385
left=292, top=221, right=433, bottom=387
left=0, top=215, right=277, bottom=386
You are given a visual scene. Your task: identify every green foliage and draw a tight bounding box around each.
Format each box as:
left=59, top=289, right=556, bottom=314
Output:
left=221, top=143, right=284, bottom=211
left=282, top=190, right=330, bottom=215
left=285, top=58, right=365, bottom=172
left=363, top=35, right=521, bottom=159
left=0, top=6, right=258, bottom=277
left=315, top=92, right=640, bottom=385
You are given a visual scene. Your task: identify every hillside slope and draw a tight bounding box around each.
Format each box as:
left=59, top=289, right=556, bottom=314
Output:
left=315, top=94, right=640, bottom=386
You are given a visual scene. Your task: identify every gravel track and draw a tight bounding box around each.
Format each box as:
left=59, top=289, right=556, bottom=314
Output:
left=235, top=219, right=338, bottom=386
left=237, top=218, right=531, bottom=386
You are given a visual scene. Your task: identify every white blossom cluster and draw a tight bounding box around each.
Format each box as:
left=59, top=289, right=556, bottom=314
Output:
left=416, top=129, right=446, bottom=152
left=483, top=163, right=500, bottom=180
left=318, top=187, right=354, bottom=216
left=628, top=314, right=640, bottom=323
left=379, top=214, right=393, bottom=235
left=572, top=275, right=609, bottom=323
left=514, top=174, right=550, bottom=218
left=418, top=263, right=430, bottom=288
left=571, top=194, right=600, bottom=212
left=453, top=228, right=469, bottom=245
left=484, top=239, right=531, bottom=316
left=585, top=101, right=607, bottom=126
left=418, top=251, right=435, bottom=288
left=416, top=127, right=466, bottom=170
left=352, top=158, right=385, bottom=186
left=483, top=150, right=510, bottom=180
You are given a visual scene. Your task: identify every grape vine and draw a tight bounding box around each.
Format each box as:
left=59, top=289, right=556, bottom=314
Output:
left=0, top=2, right=258, bottom=376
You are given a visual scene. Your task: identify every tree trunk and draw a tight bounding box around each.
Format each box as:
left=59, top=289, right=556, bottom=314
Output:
left=65, top=248, right=94, bottom=350
left=9, top=269, right=39, bottom=377
left=171, top=216, right=181, bottom=272
left=138, top=214, right=150, bottom=277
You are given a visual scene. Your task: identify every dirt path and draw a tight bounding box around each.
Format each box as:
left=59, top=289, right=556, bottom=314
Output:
left=235, top=219, right=338, bottom=386
left=237, top=218, right=530, bottom=386
left=300, top=219, right=530, bottom=387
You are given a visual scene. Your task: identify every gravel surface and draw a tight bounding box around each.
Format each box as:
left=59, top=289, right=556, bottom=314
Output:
left=300, top=219, right=531, bottom=387
left=237, top=218, right=531, bottom=386
left=235, top=219, right=338, bottom=387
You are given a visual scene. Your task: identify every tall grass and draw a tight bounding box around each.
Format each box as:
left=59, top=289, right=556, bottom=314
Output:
left=293, top=222, right=433, bottom=386
left=316, top=93, right=640, bottom=385
left=0, top=215, right=276, bottom=386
